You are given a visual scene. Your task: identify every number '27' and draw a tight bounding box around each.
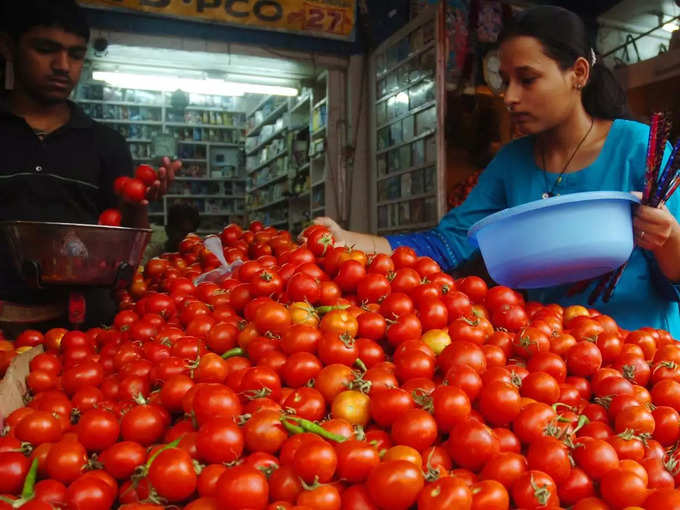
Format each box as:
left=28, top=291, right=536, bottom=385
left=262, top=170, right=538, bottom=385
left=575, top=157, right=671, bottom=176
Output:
left=305, top=6, right=346, bottom=33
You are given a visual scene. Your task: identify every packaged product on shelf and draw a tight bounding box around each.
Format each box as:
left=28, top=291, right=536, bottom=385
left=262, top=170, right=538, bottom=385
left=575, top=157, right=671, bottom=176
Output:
left=103, top=86, right=123, bottom=102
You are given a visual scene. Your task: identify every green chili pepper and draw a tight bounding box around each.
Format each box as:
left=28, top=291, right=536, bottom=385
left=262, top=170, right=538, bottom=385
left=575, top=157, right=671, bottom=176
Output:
left=145, top=436, right=183, bottom=470
left=286, top=416, right=347, bottom=443
left=21, top=458, right=39, bottom=501
left=281, top=419, right=304, bottom=435
left=315, top=304, right=350, bottom=314
left=222, top=347, right=245, bottom=359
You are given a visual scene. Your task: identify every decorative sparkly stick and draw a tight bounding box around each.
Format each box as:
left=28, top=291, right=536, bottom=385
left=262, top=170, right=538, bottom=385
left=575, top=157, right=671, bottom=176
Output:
left=588, top=271, right=614, bottom=305
left=653, top=139, right=680, bottom=207
left=603, top=263, right=627, bottom=303
left=650, top=115, right=672, bottom=202
left=602, top=113, right=667, bottom=302
left=661, top=174, right=680, bottom=208
left=643, top=114, right=661, bottom=203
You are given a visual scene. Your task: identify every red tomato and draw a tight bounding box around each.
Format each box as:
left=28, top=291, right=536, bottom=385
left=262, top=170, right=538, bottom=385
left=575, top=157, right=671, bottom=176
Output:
left=148, top=448, right=197, bottom=502
left=215, top=465, right=269, bottom=510
left=122, top=177, right=147, bottom=203
left=135, top=164, right=157, bottom=186
left=418, top=476, right=472, bottom=510
left=512, top=470, right=559, bottom=509
left=447, top=418, right=500, bottom=471
left=366, top=460, right=424, bottom=510
left=98, top=208, right=122, bottom=226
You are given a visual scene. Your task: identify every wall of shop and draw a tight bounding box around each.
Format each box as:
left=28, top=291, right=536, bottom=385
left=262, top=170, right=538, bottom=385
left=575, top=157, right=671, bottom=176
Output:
left=598, top=22, right=671, bottom=67
left=82, top=1, right=410, bottom=56
left=345, top=54, right=370, bottom=232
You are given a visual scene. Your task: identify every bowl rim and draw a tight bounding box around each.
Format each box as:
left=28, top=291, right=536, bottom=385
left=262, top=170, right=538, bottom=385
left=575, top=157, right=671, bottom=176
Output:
left=0, top=220, right=152, bottom=234
left=467, top=191, right=640, bottom=241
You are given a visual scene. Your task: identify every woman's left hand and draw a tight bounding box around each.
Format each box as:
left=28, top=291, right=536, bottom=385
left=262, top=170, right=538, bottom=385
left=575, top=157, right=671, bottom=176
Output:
left=631, top=191, right=680, bottom=251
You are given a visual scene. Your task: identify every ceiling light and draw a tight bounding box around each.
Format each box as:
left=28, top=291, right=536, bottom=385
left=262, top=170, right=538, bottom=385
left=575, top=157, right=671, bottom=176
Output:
left=91, top=71, right=298, bottom=97
left=662, top=20, right=679, bottom=32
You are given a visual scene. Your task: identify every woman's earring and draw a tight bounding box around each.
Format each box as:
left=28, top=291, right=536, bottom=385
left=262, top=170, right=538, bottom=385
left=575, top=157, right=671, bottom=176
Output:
left=575, top=83, right=583, bottom=90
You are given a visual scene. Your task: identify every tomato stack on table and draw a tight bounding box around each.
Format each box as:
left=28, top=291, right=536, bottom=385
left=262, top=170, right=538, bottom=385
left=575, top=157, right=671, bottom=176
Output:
left=2, top=221, right=680, bottom=510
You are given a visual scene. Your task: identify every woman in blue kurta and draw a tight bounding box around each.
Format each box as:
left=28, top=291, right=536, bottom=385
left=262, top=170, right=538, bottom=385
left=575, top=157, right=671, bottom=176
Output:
left=316, top=6, right=680, bottom=337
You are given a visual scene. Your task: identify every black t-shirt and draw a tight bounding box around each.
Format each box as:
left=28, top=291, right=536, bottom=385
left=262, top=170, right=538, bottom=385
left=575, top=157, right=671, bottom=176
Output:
left=0, top=98, right=133, bottom=300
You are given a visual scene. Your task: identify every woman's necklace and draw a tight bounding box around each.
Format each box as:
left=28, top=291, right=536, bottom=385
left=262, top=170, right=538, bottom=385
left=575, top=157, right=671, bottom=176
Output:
left=540, top=116, right=594, bottom=199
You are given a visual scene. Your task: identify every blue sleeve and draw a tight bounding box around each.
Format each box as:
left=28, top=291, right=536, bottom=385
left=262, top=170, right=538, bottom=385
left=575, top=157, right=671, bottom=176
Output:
left=648, top=141, right=680, bottom=301
left=386, top=145, right=510, bottom=271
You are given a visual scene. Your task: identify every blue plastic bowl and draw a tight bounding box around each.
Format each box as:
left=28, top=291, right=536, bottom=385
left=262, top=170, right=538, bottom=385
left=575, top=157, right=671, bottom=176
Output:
left=467, top=191, right=640, bottom=289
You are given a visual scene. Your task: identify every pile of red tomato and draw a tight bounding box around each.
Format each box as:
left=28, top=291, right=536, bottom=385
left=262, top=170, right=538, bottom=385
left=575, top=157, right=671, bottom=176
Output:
left=3, top=221, right=680, bottom=510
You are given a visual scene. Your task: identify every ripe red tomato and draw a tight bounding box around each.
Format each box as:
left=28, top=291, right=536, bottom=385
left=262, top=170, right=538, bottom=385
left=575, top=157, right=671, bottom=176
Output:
left=98, top=208, right=122, bottom=226
left=479, top=381, right=521, bottom=427
left=77, top=409, right=120, bottom=452
left=100, top=441, right=147, bottom=480
left=215, top=464, right=269, bottom=510
left=480, top=451, right=527, bottom=490
left=367, top=460, right=424, bottom=510
left=112, top=176, right=133, bottom=197
left=573, top=437, right=619, bottom=480
left=0, top=452, right=31, bottom=494
left=390, top=408, right=438, bottom=452
left=512, top=470, right=559, bottom=509
left=418, top=476, right=472, bottom=510
left=566, top=341, right=603, bottom=377
left=391, top=246, right=417, bottom=269
left=148, top=448, right=197, bottom=502
left=46, top=440, right=88, bottom=485
left=447, top=418, right=500, bottom=471
left=65, top=475, right=116, bottom=510
left=196, top=417, right=244, bottom=464
left=134, top=164, right=157, bottom=186
left=121, top=177, right=147, bottom=203
left=120, top=404, right=166, bottom=446
left=599, top=468, right=648, bottom=508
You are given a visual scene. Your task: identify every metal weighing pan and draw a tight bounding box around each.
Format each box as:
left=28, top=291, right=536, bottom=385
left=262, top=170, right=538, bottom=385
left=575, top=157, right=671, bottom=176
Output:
left=0, top=221, right=152, bottom=289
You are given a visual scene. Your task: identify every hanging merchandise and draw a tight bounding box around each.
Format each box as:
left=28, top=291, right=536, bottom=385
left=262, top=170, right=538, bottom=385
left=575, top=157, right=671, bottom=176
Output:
left=444, top=0, right=471, bottom=86
left=445, top=0, right=507, bottom=92
left=476, top=0, right=503, bottom=43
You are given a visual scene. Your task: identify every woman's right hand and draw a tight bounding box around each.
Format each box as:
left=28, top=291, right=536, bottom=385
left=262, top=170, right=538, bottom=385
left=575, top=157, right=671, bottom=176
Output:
left=313, top=216, right=344, bottom=238
left=306, top=217, right=393, bottom=255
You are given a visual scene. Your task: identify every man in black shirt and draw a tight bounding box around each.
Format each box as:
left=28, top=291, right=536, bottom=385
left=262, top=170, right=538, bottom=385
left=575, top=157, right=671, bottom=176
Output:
left=0, top=0, right=179, bottom=325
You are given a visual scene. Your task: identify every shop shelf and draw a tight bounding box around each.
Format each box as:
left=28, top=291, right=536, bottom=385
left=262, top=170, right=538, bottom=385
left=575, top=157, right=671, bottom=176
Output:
left=291, top=95, right=311, bottom=113
left=375, top=128, right=435, bottom=156
left=93, top=119, right=163, bottom=125
left=166, top=194, right=242, bottom=199
left=248, top=173, right=287, bottom=192
left=249, top=197, right=288, bottom=212
left=247, top=151, right=287, bottom=175
left=311, top=126, right=327, bottom=138
left=376, top=41, right=435, bottom=81
left=246, top=101, right=289, bottom=137
left=246, top=129, right=287, bottom=156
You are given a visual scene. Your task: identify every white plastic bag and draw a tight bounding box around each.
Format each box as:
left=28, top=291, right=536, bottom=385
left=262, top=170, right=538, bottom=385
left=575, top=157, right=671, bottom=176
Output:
left=193, top=235, right=243, bottom=285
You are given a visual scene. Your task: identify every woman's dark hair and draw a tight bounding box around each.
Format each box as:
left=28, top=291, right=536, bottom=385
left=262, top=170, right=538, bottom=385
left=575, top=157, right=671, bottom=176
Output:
left=2, top=0, right=90, bottom=42
left=500, top=5, right=628, bottom=119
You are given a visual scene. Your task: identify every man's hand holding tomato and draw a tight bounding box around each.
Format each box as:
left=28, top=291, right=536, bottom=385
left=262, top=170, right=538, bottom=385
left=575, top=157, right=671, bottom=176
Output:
left=121, top=157, right=180, bottom=206
left=108, top=158, right=182, bottom=228
left=145, top=156, right=181, bottom=204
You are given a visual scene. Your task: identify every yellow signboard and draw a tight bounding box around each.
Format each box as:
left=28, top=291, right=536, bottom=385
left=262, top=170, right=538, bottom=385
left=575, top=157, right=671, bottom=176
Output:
left=78, top=0, right=356, bottom=40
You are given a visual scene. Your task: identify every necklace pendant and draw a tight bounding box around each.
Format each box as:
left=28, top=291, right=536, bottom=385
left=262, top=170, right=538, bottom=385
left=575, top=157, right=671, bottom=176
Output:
left=556, top=176, right=563, bottom=184
left=542, top=192, right=550, bottom=199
